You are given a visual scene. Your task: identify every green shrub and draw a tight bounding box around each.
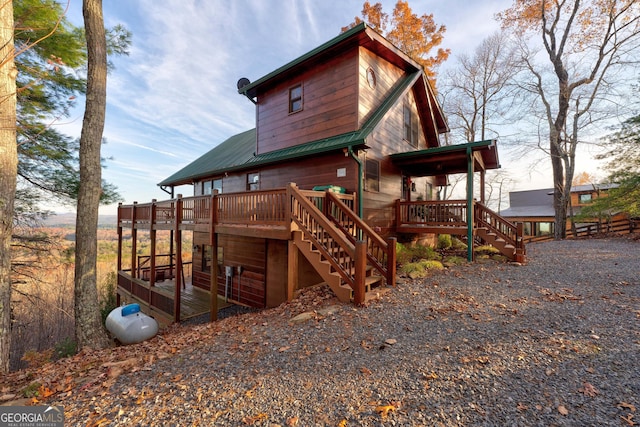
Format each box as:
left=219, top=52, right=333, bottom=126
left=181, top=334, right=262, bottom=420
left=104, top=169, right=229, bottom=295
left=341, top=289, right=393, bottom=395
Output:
left=100, top=272, right=118, bottom=324
left=443, top=255, right=467, bottom=266
left=437, top=234, right=452, bottom=249
left=474, top=245, right=500, bottom=255
left=54, top=337, right=77, bottom=359
left=411, top=244, right=441, bottom=261
left=400, top=259, right=444, bottom=279
left=396, top=242, right=413, bottom=265
left=451, top=238, right=468, bottom=250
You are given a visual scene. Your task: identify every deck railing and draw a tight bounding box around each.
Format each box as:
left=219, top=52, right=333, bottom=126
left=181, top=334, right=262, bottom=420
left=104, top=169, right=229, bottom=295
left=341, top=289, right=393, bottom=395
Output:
left=118, top=187, right=356, bottom=230
left=396, top=199, right=468, bottom=227
left=326, top=191, right=396, bottom=286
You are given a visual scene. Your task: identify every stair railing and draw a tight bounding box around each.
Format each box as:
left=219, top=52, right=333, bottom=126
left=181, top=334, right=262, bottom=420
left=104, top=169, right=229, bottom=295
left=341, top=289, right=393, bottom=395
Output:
left=325, top=191, right=396, bottom=286
left=288, top=184, right=363, bottom=297
left=475, top=203, right=526, bottom=261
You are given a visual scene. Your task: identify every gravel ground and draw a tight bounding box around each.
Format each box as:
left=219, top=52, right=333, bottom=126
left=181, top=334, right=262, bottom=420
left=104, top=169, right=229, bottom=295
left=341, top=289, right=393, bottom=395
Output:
left=55, top=238, right=639, bottom=426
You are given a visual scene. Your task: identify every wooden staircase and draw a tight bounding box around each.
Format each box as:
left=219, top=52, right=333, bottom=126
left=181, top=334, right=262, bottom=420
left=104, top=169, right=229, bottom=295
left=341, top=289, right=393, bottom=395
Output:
left=292, top=230, right=384, bottom=302
left=288, top=184, right=396, bottom=304
left=474, top=203, right=526, bottom=262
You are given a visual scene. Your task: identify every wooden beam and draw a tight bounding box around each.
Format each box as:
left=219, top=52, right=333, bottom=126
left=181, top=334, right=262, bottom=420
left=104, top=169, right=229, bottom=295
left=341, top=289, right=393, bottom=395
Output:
left=210, top=193, right=218, bottom=322
left=287, top=239, right=298, bottom=301
left=466, top=146, right=474, bottom=262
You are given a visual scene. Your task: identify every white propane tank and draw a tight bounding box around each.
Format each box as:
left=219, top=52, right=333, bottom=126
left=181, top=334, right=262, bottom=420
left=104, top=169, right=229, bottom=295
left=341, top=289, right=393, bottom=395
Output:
left=105, top=303, right=159, bottom=344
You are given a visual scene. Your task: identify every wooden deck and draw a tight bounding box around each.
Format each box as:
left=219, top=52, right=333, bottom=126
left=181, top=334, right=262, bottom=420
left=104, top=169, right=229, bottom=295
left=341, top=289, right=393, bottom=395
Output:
left=116, top=272, right=234, bottom=326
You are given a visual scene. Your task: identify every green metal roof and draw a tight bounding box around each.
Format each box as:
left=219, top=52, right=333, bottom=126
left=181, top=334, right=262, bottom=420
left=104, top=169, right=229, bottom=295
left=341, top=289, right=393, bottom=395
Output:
left=389, top=139, right=500, bottom=177
left=159, top=71, right=421, bottom=188
left=158, top=129, right=257, bottom=187
left=239, top=23, right=367, bottom=99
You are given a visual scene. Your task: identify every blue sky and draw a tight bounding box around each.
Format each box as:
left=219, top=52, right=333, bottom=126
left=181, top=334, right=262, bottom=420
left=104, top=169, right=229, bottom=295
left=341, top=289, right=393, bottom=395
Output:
left=57, top=0, right=570, bottom=215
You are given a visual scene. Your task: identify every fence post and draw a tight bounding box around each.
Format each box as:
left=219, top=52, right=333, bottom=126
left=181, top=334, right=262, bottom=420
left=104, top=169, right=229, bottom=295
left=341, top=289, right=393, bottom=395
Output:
left=354, top=240, right=366, bottom=305
left=386, top=237, right=397, bottom=287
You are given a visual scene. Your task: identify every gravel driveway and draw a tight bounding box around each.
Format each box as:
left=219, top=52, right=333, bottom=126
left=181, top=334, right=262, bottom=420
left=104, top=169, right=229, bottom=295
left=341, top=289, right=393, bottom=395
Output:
left=56, top=238, right=639, bottom=426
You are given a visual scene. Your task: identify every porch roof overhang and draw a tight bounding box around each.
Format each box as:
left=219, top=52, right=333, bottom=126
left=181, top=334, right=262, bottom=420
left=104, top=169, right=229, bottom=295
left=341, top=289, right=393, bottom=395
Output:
left=389, top=139, right=500, bottom=185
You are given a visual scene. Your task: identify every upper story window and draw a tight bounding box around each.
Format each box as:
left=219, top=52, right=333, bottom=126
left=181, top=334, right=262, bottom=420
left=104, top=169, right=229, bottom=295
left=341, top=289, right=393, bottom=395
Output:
left=289, top=84, right=303, bottom=114
left=403, top=103, right=418, bottom=148
left=247, top=172, right=260, bottom=191
left=579, top=193, right=593, bottom=204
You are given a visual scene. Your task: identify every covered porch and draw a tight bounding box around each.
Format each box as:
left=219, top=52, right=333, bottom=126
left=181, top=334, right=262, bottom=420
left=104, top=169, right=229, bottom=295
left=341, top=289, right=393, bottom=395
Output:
left=390, top=140, right=525, bottom=262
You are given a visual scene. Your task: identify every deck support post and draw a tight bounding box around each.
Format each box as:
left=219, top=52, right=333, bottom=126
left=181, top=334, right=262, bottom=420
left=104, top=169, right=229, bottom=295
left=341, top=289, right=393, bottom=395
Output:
left=287, top=240, right=298, bottom=301
left=353, top=240, right=366, bottom=305
left=173, top=195, right=183, bottom=322
left=466, top=146, right=474, bottom=262
left=131, top=202, right=138, bottom=278
left=386, top=237, right=397, bottom=287
left=210, top=192, right=218, bottom=322
left=150, top=199, right=157, bottom=292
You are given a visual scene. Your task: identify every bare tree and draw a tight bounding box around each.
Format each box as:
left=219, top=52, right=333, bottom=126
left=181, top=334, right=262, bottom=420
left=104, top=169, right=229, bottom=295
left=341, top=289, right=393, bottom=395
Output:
left=498, top=0, right=640, bottom=239
left=74, top=0, right=110, bottom=349
left=441, top=31, right=519, bottom=143
left=0, top=0, right=17, bottom=374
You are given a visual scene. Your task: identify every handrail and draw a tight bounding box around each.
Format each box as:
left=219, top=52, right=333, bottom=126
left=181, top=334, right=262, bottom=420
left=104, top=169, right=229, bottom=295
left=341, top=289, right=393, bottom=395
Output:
left=288, top=184, right=358, bottom=291
left=396, top=199, right=467, bottom=227
left=325, top=191, right=394, bottom=285
left=474, top=203, right=525, bottom=256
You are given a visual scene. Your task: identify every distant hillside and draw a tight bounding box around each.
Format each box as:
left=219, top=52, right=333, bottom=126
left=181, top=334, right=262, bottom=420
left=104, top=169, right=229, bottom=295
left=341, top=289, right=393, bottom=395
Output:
left=43, top=212, right=117, bottom=228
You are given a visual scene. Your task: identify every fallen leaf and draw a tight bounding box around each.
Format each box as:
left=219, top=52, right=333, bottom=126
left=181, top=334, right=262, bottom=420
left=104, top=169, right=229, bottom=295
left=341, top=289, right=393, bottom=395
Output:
left=621, top=413, right=635, bottom=426
left=375, top=405, right=395, bottom=418
left=242, top=413, right=267, bottom=425
left=516, top=402, right=528, bottom=412
left=558, top=405, right=569, bottom=415
left=620, top=402, right=637, bottom=412
left=278, top=346, right=290, bottom=352
left=360, top=367, right=372, bottom=376
left=578, top=382, right=598, bottom=397
left=338, top=420, right=347, bottom=427
left=385, top=339, right=397, bottom=346
left=286, top=416, right=299, bottom=426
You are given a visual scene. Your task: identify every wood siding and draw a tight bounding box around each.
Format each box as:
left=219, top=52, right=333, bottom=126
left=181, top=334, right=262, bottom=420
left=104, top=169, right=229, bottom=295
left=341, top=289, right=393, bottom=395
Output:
left=256, top=51, right=359, bottom=154
left=359, top=87, right=435, bottom=235
left=358, top=47, right=405, bottom=127
left=194, top=153, right=359, bottom=196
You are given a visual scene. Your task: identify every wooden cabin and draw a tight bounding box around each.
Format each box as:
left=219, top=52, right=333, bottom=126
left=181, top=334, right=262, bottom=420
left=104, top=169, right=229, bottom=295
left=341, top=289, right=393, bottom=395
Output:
left=116, top=23, right=525, bottom=325
left=500, top=184, right=631, bottom=241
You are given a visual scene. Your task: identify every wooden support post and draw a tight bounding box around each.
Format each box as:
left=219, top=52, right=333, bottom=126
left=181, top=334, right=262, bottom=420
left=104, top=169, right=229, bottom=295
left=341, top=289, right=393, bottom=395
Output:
left=353, top=240, right=366, bottom=305
left=131, top=202, right=137, bottom=278
left=210, top=192, right=218, bottom=322
left=150, top=200, right=157, bottom=292
left=515, top=222, right=526, bottom=264
left=386, top=237, right=397, bottom=287
left=466, top=147, right=474, bottom=262
left=287, top=240, right=298, bottom=301
left=173, top=195, right=183, bottom=323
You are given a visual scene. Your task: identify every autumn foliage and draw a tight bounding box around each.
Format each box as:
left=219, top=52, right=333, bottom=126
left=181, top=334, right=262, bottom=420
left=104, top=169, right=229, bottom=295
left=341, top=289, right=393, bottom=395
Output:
left=342, top=1, right=450, bottom=80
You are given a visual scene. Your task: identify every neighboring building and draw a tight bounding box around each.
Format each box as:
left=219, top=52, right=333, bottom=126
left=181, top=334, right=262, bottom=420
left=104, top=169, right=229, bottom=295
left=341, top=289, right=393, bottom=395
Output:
left=116, top=23, right=524, bottom=325
left=501, top=183, right=624, bottom=239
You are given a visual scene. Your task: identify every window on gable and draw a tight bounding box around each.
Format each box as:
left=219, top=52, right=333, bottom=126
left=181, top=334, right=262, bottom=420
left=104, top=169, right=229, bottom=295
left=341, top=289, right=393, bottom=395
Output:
left=403, top=103, right=418, bottom=147
left=365, top=158, right=380, bottom=192
left=289, top=84, right=303, bottom=113
left=247, top=172, right=260, bottom=191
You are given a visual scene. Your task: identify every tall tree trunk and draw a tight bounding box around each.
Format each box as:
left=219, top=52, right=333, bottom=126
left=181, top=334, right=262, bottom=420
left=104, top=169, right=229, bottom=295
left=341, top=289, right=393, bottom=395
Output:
left=0, top=1, right=17, bottom=374
left=74, top=0, right=110, bottom=349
